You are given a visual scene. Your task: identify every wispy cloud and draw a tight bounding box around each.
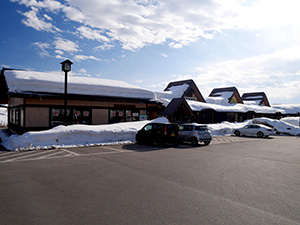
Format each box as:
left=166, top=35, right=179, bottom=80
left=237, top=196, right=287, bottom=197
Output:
left=73, top=55, right=102, bottom=62
left=21, top=7, right=60, bottom=32
left=53, top=37, right=79, bottom=53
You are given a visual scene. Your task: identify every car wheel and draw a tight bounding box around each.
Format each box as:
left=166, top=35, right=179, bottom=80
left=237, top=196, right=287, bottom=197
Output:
left=257, top=131, right=264, bottom=138
left=191, top=137, right=198, bottom=146
left=204, top=141, right=210, bottom=146
left=234, top=130, right=240, bottom=136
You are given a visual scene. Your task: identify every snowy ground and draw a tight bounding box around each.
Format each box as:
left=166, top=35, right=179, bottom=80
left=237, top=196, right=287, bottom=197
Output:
left=0, top=117, right=299, bottom=151
left=0, top=106, right=7, bottom=127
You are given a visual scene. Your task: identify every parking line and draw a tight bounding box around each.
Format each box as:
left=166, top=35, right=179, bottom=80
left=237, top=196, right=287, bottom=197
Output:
left=60, top=148, right=80, bottom=156
left=3, top=151, right=52, bottom=162
left=37, top=151, right=65, bottom=159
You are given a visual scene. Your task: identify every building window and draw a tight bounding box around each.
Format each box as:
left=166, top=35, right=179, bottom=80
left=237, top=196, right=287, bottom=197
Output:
left=109, top=109, right=147, bottom=123
left=73, top=109, right=91, bottom=124
left=51, top=108, right=91, bottom=126
left=110, top=110, right=125, bottom=123
left=9, top=107, right=21, bottom=126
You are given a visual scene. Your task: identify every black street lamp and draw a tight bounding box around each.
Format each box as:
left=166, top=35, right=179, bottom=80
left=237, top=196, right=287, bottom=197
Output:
left=60, top=59, right=73, bottom=126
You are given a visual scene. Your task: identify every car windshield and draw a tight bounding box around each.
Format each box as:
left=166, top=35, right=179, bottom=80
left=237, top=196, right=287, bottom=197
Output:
left=195, top=126, right=208, bottom=131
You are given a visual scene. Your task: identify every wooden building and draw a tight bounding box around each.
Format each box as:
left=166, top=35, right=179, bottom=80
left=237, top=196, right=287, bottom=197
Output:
left=0, top=68, right=163, bottom=134
left=208, top=87, right=243, bottom=105
left=242, top=92, right=271, bottom=107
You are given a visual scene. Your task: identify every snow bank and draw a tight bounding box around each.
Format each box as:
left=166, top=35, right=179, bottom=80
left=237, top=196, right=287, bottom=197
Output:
left=0, top=117, right=169, bottom=151
left=207, top=120, right=251, bottom=136
left=0, top=106, right=7, bottom=127
left=2, top=121, right=148, bottom=151
left=280, top=117, right=299, bottom=127
left=1, top=117, right=299, bottom=151
left=253, top=118, right=300, bottom=136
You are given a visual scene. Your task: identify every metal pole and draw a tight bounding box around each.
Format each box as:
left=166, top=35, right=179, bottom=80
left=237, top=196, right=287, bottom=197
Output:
left=64, top=71, right=68, bottom=126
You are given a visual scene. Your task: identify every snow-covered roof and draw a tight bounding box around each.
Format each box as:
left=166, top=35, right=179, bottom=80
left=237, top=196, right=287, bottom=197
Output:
left=272, top=104, right=300, bottom=114
left=155, top=83, right=189, bottom=107
left=243, top=100, right=262, bottom=105
left=155, top=83, right=189, bottom=100
left=206, top=91, right=234, bottom=106
left=3, top=70, right=156, bottom=100
left=187, top=100, right=284, bottom=114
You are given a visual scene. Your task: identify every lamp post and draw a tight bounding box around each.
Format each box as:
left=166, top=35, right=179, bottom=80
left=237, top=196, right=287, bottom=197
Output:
left=60, top=59, right=73, bottom=126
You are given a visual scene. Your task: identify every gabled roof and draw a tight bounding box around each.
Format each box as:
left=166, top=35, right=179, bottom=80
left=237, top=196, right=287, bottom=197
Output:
left=162, top=98, right=193, bottom=116
left=0, top=68, right=156, bottom=101
left=242, top=92, right=271, bottom=107
left=208, top=87, right=243, bottom=105
left=163, top=79, right=206, bottom=102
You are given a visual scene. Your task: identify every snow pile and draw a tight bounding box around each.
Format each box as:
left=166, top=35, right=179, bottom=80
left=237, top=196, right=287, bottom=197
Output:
left=280, top=117, right=299, bottom=127
left=4, top=70, right=155, bottom=100
left=1, top=117, right=299, bottom=151
left=1, top=121, right=147, bottom=151
left=0, top=106, right=7, bottom=127
left=253, top=118, right=300, bottom=136
left=207, top=120, right=251, bottom=136
left=0, top=117, right=169, bottom=151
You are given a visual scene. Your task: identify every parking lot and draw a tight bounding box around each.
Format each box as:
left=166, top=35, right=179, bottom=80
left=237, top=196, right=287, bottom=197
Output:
left=1, top=135, right=300, bottom=225
left=0, top=135, right=258, bottom=164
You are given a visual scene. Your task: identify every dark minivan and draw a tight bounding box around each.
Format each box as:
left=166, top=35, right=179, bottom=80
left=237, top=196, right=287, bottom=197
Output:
left=136, top=122, right=180, bottom=146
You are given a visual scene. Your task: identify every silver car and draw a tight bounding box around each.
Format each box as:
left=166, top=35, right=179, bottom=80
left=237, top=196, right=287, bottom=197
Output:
left=233, top=124, right=275, bottom=138
left=179, top=124, right=212, bottom=146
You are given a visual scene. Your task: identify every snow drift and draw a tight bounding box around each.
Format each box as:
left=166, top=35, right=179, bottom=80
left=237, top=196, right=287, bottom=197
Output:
left=1, top=117, right=299, bottom=151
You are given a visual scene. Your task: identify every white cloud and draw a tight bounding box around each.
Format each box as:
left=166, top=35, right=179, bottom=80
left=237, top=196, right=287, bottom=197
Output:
left=32, top=42, right=51, bottom=57
left=12, top=0, right=62, bottom=11
left=161, top=53, right=168, bottom=58
left=73, top=55, right=102, bottom=61
left=21, top=7, right=60, bottom=32
left=14, top=0, right=300, bottom=52
left=169, top=42, right=183, bottom=49
left=53, top=37, right=79, bottom=53
left=94, top=43, right=114, bottom=51
left=173, top=47, right=300, bottom=103
left=77, top=26, right=110, bottom=42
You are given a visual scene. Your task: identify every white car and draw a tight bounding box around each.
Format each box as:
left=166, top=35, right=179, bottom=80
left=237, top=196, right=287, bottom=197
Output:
left=233, top=124, right=275, bottom=138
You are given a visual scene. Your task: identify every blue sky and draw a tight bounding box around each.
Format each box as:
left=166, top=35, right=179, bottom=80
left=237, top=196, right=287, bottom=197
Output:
left=1, top=0, right=300, bottom=104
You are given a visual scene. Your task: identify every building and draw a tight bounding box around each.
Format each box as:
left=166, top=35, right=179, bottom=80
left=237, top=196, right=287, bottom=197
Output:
left=207, top=87, right=243, bottom=105
left=242, top=92, right=271, bottom=107
left=0, top=68, right=163, bottom=134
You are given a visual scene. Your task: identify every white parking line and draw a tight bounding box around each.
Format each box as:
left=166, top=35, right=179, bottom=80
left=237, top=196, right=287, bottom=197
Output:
left=60, top=148, right=80, bottom=156
left=2, top=151, right=52, bottom=162
left=37, top=151, right=65, bottom=159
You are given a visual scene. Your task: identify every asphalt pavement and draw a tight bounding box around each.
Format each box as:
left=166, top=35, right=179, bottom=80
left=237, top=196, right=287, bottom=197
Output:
left=0, top=136, right=300, bottom=225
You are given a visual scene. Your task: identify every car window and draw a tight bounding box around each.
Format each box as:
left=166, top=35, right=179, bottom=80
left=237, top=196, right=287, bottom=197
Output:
left=179, top=125, right=184, bottom=131
left=182, top=125, right=193, bottom=131
left=195, top=126, right=207, bottom=131
left=144, top=124, right=153, bottom=131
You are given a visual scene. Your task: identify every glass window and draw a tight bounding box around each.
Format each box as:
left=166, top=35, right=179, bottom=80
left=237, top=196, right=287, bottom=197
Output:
left=132, top=112, right=139, bottom=121
left=195, top=126, right=208, bottom=131
left=126, top=110, right=132, bottom=122
left=109, top=110, right=125, bottom=123
left=144, top=124, right=152, bottom=131
left=73, top=109, right=91, bottom=124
